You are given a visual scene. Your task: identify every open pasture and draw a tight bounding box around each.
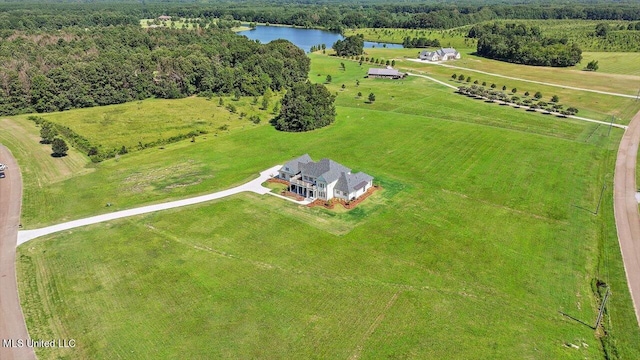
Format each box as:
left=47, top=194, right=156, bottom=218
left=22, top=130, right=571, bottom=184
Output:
left=12, top=54, right=640, bottom=359
left=493, top=19, right=640, bottom=52
left=354, top=46, right=640, bottom=101
left=326, top=50, right=640, bottom=124
left=11, top=54, right=628, bottom=228
left=18, top=96, right=275, bottom=155
left=343, top=27, right=474, bottom=50
left=577, top=52, right=640, bottom=76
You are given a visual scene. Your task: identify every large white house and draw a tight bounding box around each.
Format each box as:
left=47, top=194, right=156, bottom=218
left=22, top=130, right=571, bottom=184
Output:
left=278, top=155, right=374, bottom=201
left=419, top=48, right=461, bottom=61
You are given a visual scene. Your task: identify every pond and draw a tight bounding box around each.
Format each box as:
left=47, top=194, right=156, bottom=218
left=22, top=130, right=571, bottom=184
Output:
left=238, top=25, right=403, bottom=53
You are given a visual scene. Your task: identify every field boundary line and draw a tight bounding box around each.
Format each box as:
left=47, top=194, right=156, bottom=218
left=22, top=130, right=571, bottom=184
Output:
left=348, top=291, right=400, bottom=360
left=406, top=59, right=637, bottom=99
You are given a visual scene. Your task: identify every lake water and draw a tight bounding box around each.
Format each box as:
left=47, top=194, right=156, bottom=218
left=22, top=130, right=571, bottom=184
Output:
left=238, top=25, right=403, bottom=53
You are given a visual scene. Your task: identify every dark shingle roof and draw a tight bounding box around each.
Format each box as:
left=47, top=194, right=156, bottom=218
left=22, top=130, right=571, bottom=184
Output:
left=281, top=154, right=312, bottom=175
left=302, top=158, right=351, bottom=184
left=436, top=48, right=458, bottom=56
left=283, top=155, right=373, bottom=194
left=334, top=172, right=374, bottom=194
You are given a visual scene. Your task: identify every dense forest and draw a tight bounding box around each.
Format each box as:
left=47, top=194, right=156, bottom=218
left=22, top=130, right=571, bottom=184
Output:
left=469, top=23, right=583, bottom=67
left=2, top=2, right=640, bottom=32
left=138, top=3, right=640, bottom=30
left=0, top=26, right=309, bottom=116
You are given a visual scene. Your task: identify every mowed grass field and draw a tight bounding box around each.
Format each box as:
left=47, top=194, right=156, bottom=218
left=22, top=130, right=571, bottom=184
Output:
left=12, top=54, right=640, bottom=359
left=12, top=58, right=627, bottom=228
left=346, top=26, right=640, bottom=96
left=339, top=47, right=640, bottom=123
left=343, top=27, right=475, bottom=49
left=0, top=118, right=93, bottom=225
left=18, top=96, right=275, bottom=154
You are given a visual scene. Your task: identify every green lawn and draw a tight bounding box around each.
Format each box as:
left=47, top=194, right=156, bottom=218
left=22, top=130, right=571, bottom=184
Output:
left=13, top=58, right=626, bottom=228
left=573, top=52, right=640, bottom=76
left=339, top=48, right=640, bottom=123
left=343, top=27, right=475, bottom=50
left=346, top=25, right=640, bottom=97
left=12, top=54, right=640, bottom=359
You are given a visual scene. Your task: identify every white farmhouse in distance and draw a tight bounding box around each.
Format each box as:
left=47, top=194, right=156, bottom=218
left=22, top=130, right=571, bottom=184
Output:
left=419, top=48, right=461, bottom=61
left=278, top=154, right=373, bottom=201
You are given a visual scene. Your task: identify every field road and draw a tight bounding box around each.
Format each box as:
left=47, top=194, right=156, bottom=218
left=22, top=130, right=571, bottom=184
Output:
left=17, top=165, right=286, bottom=245
left=0, top=145, right=36, bottom=360
left=406, top=59, right=639, bottom=99
left=613, top=109, right=640, bottom=328
left=406, top=72, right=627, bottom=129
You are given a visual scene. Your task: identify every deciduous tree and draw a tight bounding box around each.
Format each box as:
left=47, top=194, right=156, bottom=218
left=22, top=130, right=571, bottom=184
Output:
left=40, top=123, right=57, bottom=144
left=274, top=82, right=336, bottom=132
left=51, top=138, right=69, bottom=157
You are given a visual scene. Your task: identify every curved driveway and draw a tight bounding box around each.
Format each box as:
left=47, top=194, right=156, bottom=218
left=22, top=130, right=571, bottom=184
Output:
left=2, top=157, right=293, bottom=359
left=17, top=165, right=284, bottom=245
left=613, top=110, right=640, bottom=327
left=0, top=145, right=36, bottom=360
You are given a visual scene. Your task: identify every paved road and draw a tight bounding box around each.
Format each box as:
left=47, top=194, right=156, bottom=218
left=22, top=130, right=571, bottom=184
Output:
left=406, top=59, right=638, bottom=99
left=613, top=110, right=640, bottom=327
left=18, top=165, right=285, bottom=245
left=0, top=145, right=36, bottom=360
left=406, top=72, right=627, bottom=129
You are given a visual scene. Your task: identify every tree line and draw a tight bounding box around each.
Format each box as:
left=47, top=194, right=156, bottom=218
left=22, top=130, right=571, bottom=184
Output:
left=0, top=26, right=310, bottom=116
left=2, top=2, right=640, bottom=32
left=402, top=36, right=440, bottom=48
left=469, top=23, right=582, bottom=67
left=148, top=2, right=640, bottom=30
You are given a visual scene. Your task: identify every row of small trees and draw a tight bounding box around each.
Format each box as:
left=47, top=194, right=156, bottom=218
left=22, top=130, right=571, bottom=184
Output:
left=310, top=44, right=327, bottom=53
left=451, top=73, right=563, bottom=103
left=334, top=53, right=397, bottom=68
left=456, top=85, right=579, bottom=116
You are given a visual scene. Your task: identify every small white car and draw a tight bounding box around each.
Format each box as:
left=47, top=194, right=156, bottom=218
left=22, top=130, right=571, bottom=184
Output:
left=0, top=163, right=6, bottom=171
